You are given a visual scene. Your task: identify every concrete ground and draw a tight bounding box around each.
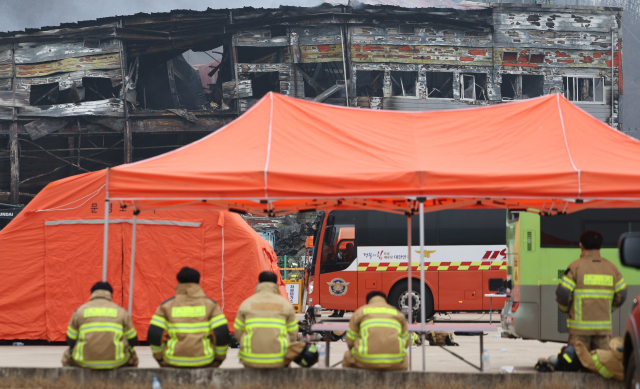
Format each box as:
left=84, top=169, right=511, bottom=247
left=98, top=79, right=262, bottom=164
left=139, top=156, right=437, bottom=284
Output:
left=0, top=313, right=563, bottom=373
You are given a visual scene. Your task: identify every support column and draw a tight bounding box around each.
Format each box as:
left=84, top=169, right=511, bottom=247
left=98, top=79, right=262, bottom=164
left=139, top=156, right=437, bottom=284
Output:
left=9, top=117, right=18, bottom=205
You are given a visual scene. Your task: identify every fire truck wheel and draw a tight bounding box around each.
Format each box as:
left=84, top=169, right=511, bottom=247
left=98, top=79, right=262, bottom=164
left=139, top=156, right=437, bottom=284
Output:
left=388, top=279, right=434, bottom=320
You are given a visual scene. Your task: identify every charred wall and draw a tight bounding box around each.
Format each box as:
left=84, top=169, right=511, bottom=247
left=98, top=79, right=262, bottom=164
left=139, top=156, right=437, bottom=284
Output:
left=0, top=4, right=624, bottom=213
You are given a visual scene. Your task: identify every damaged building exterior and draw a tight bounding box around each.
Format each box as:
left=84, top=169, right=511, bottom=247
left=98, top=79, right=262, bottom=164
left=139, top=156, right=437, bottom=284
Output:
left=0, top=2, right=624, bottom=220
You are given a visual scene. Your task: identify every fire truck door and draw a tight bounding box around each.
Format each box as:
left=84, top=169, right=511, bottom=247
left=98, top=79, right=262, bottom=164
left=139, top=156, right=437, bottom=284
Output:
left=318, top=224, right=358, bottom=310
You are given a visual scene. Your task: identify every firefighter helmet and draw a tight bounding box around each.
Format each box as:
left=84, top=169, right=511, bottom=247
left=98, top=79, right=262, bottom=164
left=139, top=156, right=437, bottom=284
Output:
left=294, top=343, right=319, bottom=368
left=557, top=345, right=582, bottom=371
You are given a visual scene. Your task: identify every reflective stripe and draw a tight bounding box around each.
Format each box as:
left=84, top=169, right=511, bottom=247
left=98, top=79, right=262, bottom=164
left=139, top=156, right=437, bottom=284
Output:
left=567, top=320, right=612, bottom=330
left=163, top=353, right=215, bottom=367
left=124, top=328, right=137, bottom=340
left=74, top=322, right=125, bottom=365
left=75, top=357, right=129, bottom=369
left=583, top=274, right=613, bottom=287
left=150, top=315, right=169, bottom=331
left=346, top=328, right=358, bottom=340
left=84, top=307, right=118, bottom=318
left=352, top=350, right=407, bottom=364
left=592, top=354, right=614, bottom=379
left=563, top=353, right=573, bottom=364
left=363, top=307, right=398, bottom=316
left=560, top=276, right=576, bottom=292
left=234, top=319, right=246, bottom=331
left=172, top=306, right=206, bottom=318
left=215, top=345, right=228, bottom=356
left=150, top=344, right=164, bottom=353
left=67, top=326, right=79, bottom=340
left=238, top=318, right=288, bottom=365
left=411, top=332, right=419, bottom=345
left=209, top=314, right=228, bottom=331
left=167, top=322, right=210, bottom=333
left=571, top=288, right=614, bottom=328
left=361, top=318, right=402, bottom=332
left=286, top=321, right=298, bottom=332
left=615, top=279, right=627, bottom=293
left=558, top=304, right=569, bottom=313
left=352, top=317, right=406, bottom=364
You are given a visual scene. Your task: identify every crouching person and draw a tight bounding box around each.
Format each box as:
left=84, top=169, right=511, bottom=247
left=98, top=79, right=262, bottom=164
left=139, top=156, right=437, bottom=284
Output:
left=235, top=271, right=317, bottom=368
left=147, top=267, right=231, bottom=367
left=62, top=282, right=138, bottom=369
left=343, top=291, right=410, bottom=371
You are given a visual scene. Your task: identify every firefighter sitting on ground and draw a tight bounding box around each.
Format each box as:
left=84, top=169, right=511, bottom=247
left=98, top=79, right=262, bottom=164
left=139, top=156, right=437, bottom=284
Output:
left=62, top=281, right=138, bottom=369
left=147, top=267, right=231, bottom=367
left=234, top=271, right=317, bottom=368
left=556, top=230, right=627, bottom=351
left=343, top=291, right=410, bottom=370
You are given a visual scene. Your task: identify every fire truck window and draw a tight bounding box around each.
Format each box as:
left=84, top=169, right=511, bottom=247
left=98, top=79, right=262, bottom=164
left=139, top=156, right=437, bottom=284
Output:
left=320, top=216, right=356, bottom=274
left=541, top=209, right=640, bottom=248
left=352, top=210, right=505, bottom=246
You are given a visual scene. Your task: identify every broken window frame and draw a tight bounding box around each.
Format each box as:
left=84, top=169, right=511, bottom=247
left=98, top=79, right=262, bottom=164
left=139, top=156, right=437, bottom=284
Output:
left=501, top=74, right=545, bottom=101
left=461, top=74, right=476, bottom=101
left=563, top=76, right=605, bottom=104
left=355, top=70, right=385, bottom=98
left=425, top=71, right=454, bottom=99
left=389, top=70, right=418, bottom=98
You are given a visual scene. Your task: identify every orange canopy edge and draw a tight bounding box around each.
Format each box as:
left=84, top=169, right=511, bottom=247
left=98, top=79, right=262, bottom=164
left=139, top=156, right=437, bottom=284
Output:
left=106, top=93, right=640, bottom=216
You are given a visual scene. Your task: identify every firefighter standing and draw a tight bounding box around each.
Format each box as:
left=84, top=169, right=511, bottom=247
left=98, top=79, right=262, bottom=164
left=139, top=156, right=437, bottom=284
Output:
left=62, top=282, right=138, bottom=369
left=556, top=231, right=628, bottom=351
left=343, top=291, right=410, bottom=370
left=147, top=267, right=231, bottom=367
left=234, top=271, right=313, bottom=368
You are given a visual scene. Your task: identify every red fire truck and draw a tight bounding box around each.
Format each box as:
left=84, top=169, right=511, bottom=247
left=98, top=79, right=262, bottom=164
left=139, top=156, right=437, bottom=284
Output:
left=306, top=209, right=507, bottom=317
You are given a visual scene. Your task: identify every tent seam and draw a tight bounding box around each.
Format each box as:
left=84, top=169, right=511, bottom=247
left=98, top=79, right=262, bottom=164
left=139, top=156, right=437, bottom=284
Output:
left=557, top=94, right=581, bottom=198
left=264, top=93, right=274, bottom=199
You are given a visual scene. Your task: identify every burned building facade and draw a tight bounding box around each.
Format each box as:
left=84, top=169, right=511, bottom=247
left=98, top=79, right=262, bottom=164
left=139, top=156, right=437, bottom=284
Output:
left=0, top=2, right=623, bottom=217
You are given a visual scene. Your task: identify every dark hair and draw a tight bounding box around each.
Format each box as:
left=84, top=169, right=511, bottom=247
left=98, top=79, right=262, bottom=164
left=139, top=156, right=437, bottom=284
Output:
left=580, top=230, right=603, bottom=250
left=366, top=291, right=387, bottom=303
left=258, top=271, right=278, bottom=284
left=177, top=267, right=201, bottom=284
left=91, top=281, right=113, bottom=294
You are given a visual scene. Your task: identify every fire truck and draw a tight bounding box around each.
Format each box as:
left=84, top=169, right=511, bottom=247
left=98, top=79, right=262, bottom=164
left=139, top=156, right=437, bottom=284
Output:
left=306, top=209, right=507, bottom=317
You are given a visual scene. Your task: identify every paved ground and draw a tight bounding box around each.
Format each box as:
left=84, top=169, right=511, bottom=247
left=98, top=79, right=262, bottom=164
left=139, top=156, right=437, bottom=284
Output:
left=0, top=313, right=563, bottom=373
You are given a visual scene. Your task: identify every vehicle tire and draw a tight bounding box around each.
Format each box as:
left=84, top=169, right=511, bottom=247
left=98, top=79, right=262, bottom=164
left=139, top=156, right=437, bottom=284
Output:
left=625, top=350, right=640, bottom=389
left=388, top=279, right=434, bottom=321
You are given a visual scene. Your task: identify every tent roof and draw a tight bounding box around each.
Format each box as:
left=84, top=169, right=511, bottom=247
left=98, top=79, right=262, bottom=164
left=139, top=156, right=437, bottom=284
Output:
left=107, top=93, right=640, bottom=216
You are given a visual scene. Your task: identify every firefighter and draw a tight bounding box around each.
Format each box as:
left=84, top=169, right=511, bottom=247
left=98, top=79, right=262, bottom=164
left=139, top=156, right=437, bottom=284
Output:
left=62, top=281, right=138, bottom=369
left=343, top=291, right=410, bottom=370
left=556, top=230, right=627, bottom=351
left=147, top=267, right=231, bottom=367
left=234, top=271, right=314, bottom=368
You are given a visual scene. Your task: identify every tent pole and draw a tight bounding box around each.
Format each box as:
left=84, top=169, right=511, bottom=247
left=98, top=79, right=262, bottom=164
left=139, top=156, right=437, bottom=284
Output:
left=102, top=199, right=110, bottom=282
left=406, top=213, right=412, bottom=371
left=128, top=211, right=138, bottom=314
left=419, top=200, right=426, bottom=371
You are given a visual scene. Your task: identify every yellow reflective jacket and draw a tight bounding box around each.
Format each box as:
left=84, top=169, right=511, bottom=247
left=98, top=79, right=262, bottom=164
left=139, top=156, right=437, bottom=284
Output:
left=148, top=283, right=229, bottom=367
left=345, top=296, right=410, bottom=370
left=556, top=250, right=627, bottom=336
left=234, top=282, right=298, bottom=368
left=66, top=290, right=137, bottom=369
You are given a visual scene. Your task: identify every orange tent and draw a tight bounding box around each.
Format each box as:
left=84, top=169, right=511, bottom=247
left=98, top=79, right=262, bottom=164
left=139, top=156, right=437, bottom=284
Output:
left=107, top=92, right=640, bottom=216
left=0, top=170, right=285, bottom=341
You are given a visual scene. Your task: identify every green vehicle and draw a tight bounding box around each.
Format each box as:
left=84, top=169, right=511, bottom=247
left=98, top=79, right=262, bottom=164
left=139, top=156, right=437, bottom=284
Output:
left=501, top=209, right=640, bottom=342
